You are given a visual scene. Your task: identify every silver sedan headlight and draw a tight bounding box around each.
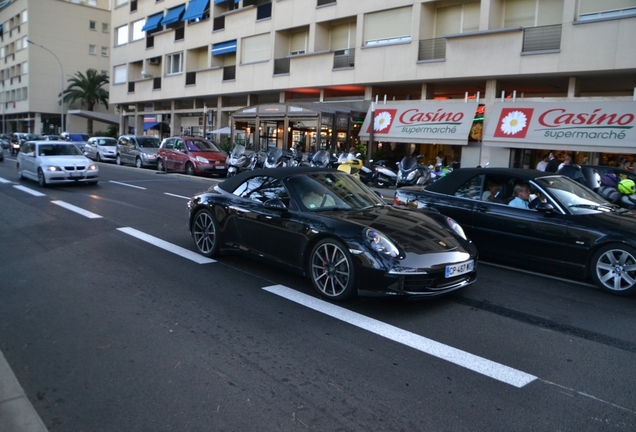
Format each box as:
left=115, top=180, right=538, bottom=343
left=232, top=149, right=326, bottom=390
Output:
left=364, top=228, right=399, bottom=257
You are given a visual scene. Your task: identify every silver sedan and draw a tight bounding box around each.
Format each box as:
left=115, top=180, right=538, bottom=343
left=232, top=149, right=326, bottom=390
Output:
left=84, top=137, right=117, bottom=162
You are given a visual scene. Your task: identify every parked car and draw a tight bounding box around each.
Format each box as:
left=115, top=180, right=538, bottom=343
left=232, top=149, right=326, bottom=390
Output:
left=16, top=140, right=98, bottom=187
left=60, top=132, right=90, bottom=142
left=0, top=134, right=10, bottom=149
left=157, top=136, right=228, bottom=176
left=187, top=166, right=477, bottom=301
left=394, top=168, right=636, bottom=296
left=43, top=135, right=60, bottom=141
left=116, top=135, right=161, bottom=168
left=84, top=136, right=118, bottom=162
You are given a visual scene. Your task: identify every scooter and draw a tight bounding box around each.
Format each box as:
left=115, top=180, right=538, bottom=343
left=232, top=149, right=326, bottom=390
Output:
left=396, top=155, right=431, bottom=187
left=370, top=160, right=397, bottom=188
left=310, top=150, right=333, bottom=168
left=10, top=140, right=20, bottom=156
left=335, top=153, right=364, bottom=179
left=227, top=144, right=251, bottom=177
left=264, top=147, right=291, bottom=168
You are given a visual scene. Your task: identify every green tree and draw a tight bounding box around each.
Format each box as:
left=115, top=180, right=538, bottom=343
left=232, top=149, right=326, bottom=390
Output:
left=61, top=69, right=109, bottom=135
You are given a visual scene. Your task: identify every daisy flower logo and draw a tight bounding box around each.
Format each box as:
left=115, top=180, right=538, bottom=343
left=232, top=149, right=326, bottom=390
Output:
left=493, top=108, right=534, bottom=139
left=367, top=109, right=397, bottom=134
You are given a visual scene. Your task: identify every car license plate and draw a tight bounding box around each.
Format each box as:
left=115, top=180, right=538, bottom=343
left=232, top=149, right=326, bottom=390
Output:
left=70, top=171, right=79, bottom=178
left=215, top=165, right=225, bottom=169
left=445, top=260, right=474, bottom=278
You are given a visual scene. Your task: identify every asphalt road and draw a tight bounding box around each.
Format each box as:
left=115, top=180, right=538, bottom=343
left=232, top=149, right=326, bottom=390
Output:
left=1, top=154, right=635, bottom=431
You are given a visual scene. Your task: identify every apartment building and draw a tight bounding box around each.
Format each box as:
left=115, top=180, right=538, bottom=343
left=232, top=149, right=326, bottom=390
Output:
left=110, top=0, right=636, bottom=168
left=0, top=0, right=114, bottom=136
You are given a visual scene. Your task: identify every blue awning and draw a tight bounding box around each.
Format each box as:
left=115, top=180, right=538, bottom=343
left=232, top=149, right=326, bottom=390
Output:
left=144, top=122, right=169, bottom=132
left=161, top=4, right=186, bottom=26
left=182, top=0, right=210, bottom=21
left=141, top=13, right=164, bottom=32
left=212, top=40, right=237, bottom=56
left=214, top=0, right=239, bottom=4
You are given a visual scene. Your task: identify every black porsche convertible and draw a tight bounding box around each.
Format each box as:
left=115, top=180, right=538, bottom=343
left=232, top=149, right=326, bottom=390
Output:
left=394, top=168, right=636, bottom=296
left=187, top=167, right=477, bottom=301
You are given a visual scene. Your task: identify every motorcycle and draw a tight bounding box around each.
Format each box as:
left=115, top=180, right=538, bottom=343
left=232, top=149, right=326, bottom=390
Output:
left=247, top=149, right=267, bottom=171
left=396, top=155, right=431, bottom=187
left=310, top=150, right=333, bottom=168
left=10, top=140, right=20, bottom=156
left=227, top=144, right=251, bottom=177
left=264, top=147, right=291, bottom=169
left=429, top=164, right=453, bottom=183
left=370, top=159, right=397, bottom=188
left=335, top=153, right=364, bottom=180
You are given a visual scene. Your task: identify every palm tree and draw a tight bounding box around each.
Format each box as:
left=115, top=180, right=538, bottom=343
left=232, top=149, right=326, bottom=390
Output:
left=61, top=69, right=109, bottom=135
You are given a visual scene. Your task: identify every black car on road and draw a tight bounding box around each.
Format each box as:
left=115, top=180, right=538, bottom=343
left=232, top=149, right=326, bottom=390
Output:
left=187, top=167, right=478, bottom=301
left=394, top=168, right=636, bottom=296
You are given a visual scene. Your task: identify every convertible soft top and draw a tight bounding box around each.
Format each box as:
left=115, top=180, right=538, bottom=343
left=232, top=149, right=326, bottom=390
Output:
left=218, top=166, right=338, bottom=193
left=423, top=168, right=559, bottom=195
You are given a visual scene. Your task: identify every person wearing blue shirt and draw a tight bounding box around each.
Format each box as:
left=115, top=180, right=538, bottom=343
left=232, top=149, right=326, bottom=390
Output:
left=508, top=183, right=531, bottom=209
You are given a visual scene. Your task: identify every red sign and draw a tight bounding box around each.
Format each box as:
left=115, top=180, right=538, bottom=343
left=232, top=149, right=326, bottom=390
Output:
left=493, top=108, right=534, bottom=139
left=367, top=109, right=397, bottom=134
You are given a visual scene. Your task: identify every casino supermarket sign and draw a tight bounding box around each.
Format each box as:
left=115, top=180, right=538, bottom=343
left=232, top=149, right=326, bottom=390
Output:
left=484, top=101, right=636, bottom=148
left=358, top=102, right=480, bottom=145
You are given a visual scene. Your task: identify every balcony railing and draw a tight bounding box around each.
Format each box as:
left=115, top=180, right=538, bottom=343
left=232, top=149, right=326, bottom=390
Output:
left=273, top=57, right=290, bottom=75
left=223, top=65, right=236, bottom=81
left=418, top=37, right=446, bottom=61
left=213, top=16, right=225, bottom=31
left=153, top=77, right=161, bottom=90
left=256, top=3, right=272, bottom=20
left=185, top=71, right=196, bottom=85
left=522, top=24, right=561, bottom=52
left=333, top=49, right=355, bottom=69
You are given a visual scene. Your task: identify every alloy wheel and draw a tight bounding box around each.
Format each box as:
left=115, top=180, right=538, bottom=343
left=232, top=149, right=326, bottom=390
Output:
left=593, top=246, right=636, bottom=295
left=192, top=210, right=218, bottom=257
left=310, top=240, right=354, bottom=299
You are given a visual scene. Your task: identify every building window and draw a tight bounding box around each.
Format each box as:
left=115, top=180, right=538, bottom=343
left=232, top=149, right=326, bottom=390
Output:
left=113, top=64, right=127, bottom=84
left=504, top=0, right=563, bottom=27
left=241, top=33, right=270, bottom=64
left=115, top=0, right=128, bottom=6
left=290, top=30, right=307, bottom=55
left=331, top=22, right=356, bottom=51
left=90, top=20, right=96, bottom=31
left=21, top=86, right=26, bottom=100
left=116, top=24, right=129, bottom=45
left=435, top=3, right=480, bottom=36
left=578, top=0, right=636, bottom=20
left=89, top=45, right=96, bottom=55
left=21, top=10, right=27, bottom=23
left=101, top=47, right=109, bottom=57
left=166, top=52, right=183, bottom=75
left=132, top=19, right=145, bottom=41
left=22, top=61, right=27, bottom=74
left=363, top=7, right=412, bottom=46
left=102, top=23, right=109, bottom=33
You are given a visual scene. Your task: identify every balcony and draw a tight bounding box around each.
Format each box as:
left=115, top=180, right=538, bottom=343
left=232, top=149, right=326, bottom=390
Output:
left=333, top=49, right=355, bottom=69
left=522, top=24, right=561, bottom=53
left=273, top=57, right=290, bottom=75
left=418, top=37, right=446, bottom=61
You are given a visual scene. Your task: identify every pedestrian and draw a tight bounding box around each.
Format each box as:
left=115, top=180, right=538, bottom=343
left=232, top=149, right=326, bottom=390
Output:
left=536, top=154, right=549, bottom=171
left=558, top=155, right=572, bottom=171
left=545, top=151, right=559, bottom=173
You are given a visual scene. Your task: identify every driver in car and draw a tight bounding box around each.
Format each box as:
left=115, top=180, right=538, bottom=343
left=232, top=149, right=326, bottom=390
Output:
left=301, top=181, right=335, bottom=209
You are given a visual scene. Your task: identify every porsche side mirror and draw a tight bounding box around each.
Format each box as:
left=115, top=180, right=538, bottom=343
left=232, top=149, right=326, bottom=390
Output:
left=264, top=199, right=287, bottom=211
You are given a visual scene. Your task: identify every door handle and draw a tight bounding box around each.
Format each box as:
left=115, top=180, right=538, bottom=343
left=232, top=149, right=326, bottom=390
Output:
left=475, top=205, right=489, bottom=212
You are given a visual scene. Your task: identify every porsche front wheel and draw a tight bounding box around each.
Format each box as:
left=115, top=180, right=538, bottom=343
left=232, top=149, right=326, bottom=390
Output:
left=191, top=209, right=219, bottom=258
left=309, top=239, right=356, bottom=301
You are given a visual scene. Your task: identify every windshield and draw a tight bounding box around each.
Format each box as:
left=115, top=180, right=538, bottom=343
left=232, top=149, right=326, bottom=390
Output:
left=231, top=145, right=245, bottom=156
left=186, top=139, right=221, bottom=152
left=97, top=138, right=117, bottom=146
left=534, top=176, right=610, bottom=213
left=37, top=144, right=82, bottom=156
left=399, top=156, right=417, bottom=171
left=311, top=150, right=330, bottom=166
left=287, top=172, right=385, bottom=212
left=138, top=137, right=161, bottom=148
left=27, top=134, right=45, bottom=140
left=267, top=148, right=283, bottom=162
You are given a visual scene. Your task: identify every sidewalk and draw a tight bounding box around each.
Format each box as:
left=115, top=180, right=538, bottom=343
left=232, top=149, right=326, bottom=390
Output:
left=0, top=350, right=48, bottom=432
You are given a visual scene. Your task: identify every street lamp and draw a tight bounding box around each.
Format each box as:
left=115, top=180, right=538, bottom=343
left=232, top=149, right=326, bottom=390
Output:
left=26, top=39, right=65, bottom=133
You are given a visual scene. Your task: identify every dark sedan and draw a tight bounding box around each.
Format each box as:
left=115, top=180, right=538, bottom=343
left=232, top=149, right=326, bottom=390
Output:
left=187, top=167, right=478, bottom=301
left=394, top=168, right=636, bottom=296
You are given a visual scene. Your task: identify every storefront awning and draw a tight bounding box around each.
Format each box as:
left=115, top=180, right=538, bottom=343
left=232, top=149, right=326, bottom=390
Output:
left=144, top=121, right=170, bottom=132
left=482, top=101, right=636, bottom=152
left=182, top=0, right=210, bottom=21
left=142, top=12, right=164, bottom=32
left=161, top=4, right=186, bottom=26
left=212, top=40, right=237, bottom=56
left=358, top=101, right=479, bottom=145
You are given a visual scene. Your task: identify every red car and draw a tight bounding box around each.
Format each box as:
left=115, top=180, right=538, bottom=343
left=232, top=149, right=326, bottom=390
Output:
left=157, top=137, right=228, bottom=176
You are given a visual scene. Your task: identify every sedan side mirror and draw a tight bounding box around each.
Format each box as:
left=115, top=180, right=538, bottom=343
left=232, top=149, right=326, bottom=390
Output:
left=535, top=202, right=554, bottom=212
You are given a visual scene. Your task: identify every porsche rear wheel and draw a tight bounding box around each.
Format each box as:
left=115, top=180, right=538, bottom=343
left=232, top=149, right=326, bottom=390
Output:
left=309, top=238, right=356, bottom=301
left=192, top=209, right=219, bottom=258
left=591, top=244, right=636, bottom=296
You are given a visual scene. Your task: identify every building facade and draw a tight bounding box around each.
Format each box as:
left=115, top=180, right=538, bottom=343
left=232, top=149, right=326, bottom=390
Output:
left=0, top=0, right=113, bottom=136
left=110, top=0, right=636, bottom=168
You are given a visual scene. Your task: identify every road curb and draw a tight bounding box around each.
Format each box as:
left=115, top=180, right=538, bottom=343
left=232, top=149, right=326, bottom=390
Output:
left=0, top=350, right=48, bottom=432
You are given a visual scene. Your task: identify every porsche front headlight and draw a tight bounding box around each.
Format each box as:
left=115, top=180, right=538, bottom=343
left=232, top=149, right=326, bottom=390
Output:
left=446, top=217, right=467, bottom=240
left=364, top=228, right=399, bottom=257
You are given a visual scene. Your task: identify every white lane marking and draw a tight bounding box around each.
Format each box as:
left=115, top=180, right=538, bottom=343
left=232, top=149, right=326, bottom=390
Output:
left=117, top=227, right=215, bottom=264
left=109, top=180, right=146, bottom=190
left=263, top=284, right=537, bottom=388
left=164, top=192, right=190, bottom=199
left=51, top=200, right=103, bottom=219
left=13, top=185, right=46, bottom=197
left=0, top=177, right=11, bottom=184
